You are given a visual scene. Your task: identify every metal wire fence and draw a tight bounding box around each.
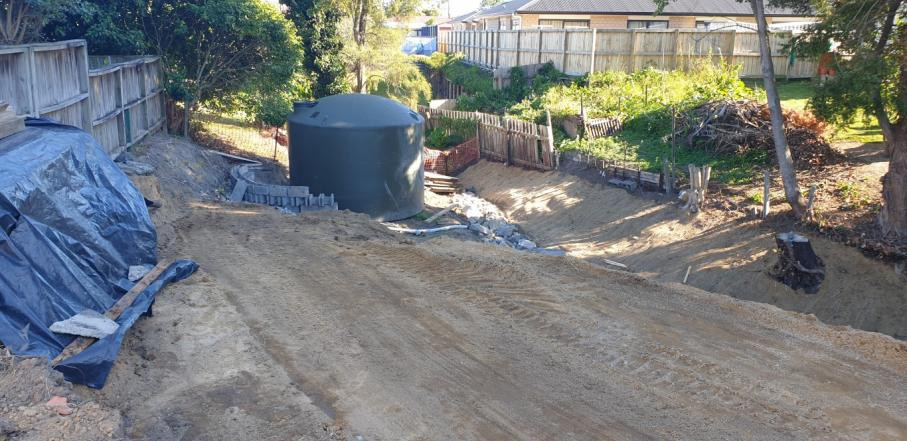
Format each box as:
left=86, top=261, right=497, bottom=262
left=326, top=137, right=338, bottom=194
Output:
left=192, top=112, right=289, bottom=165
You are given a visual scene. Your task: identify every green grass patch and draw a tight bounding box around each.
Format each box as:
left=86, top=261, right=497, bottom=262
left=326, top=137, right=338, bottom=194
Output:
left=749, top=79, right=883, bottom=143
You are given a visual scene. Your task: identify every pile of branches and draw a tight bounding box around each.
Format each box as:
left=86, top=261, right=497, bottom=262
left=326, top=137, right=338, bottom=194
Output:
left=679, top=100, right=844, bottom=167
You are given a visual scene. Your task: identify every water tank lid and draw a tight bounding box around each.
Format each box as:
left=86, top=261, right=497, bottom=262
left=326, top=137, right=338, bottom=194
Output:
left=292, top=94, right=422, bottom=129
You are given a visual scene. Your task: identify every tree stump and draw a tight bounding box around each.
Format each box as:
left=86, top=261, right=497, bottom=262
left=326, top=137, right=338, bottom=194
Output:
left=772, top=232, right=825, bottom=294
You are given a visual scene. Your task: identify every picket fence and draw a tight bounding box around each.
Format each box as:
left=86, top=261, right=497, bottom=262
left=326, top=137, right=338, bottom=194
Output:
left=419, top=106, right=556, bottom=171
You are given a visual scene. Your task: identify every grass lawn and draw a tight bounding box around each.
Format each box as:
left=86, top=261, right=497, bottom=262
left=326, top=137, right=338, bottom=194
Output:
left=763, top=79, right=883, bottom=144
left=564, top=78, right=884, bottom=185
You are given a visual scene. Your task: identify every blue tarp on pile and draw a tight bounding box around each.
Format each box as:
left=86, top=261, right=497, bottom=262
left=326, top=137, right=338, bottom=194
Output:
left=0, top=120, right=196, bottom=388
left=402, top=37, right=437, bottom=55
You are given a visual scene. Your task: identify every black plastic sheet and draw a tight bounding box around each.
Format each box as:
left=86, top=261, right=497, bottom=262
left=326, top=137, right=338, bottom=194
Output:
left=0, top=120, right=196, bottom=388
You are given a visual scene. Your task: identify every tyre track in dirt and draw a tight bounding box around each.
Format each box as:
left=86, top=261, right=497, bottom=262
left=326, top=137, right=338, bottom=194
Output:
left=142, top=201, right=907, bottom=440
left=459, top=160, right=907, bottom=339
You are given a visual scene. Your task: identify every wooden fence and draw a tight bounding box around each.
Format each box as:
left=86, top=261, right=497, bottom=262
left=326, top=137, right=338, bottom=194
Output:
left=0, top=39, right=164, bottom=156
left=419, top=106, right=556, bottom=171
left=439, top=29, right=816, bottom=79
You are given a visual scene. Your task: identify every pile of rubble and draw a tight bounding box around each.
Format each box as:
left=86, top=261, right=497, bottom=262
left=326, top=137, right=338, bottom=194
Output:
left=452, top=192, right=565, bottom=256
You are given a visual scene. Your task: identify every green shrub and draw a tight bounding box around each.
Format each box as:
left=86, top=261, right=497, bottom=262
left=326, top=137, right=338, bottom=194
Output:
left=425, top=116, right=476, bottom=149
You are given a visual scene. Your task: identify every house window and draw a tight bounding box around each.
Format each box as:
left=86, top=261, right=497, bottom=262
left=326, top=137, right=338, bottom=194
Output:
left=627, top=20, right=669, bottom=29
left=538, top=19, right=590, bottom=29
left=696, top=21, right=714, bottom=30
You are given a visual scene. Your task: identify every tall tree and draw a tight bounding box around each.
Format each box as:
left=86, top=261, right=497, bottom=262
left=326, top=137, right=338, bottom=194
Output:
left=282, top=0, right=349, bottom=97
left=44, top=0, right=302, bottom=134
left=778, top=0, right=907, bottom=235
left=1, top=0, right=68, bottom=44
left=337, top=0, right=420, bottom=92
left=751, top=0, right=807, bottom=216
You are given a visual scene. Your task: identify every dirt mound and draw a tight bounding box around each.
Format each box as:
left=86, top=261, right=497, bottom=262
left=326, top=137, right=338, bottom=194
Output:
left=459, top=160, right=907, bottom=339
left=130, top=134, right=232, bottom=201
left=0, top=354, right=123, bottom=440
left=681, top=100, right=844, bottom=167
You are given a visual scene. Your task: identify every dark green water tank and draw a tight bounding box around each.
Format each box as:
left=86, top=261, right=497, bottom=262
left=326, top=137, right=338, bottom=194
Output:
left=287, top=94, right=424, bottom=221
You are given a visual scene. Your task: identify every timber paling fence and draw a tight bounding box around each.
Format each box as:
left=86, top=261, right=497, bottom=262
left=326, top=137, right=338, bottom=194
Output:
left=419, top=106, right=557, bottom=171
left=0, top=39, right=164, bottom=157
left=421, top=107, right=671, bottom=191
left=440, top=29, right=817, bottom=79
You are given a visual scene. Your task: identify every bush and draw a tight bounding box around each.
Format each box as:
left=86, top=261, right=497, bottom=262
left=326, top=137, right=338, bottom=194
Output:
left=424, top=116, right=476, bottom=149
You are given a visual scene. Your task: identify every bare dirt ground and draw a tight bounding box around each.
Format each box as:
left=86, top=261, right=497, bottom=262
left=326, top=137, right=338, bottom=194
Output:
left=72, top=136, right=907, bottom=439
left=8, top=135, right=907, bottom=439
left=459, top=159, right=907, bottom=339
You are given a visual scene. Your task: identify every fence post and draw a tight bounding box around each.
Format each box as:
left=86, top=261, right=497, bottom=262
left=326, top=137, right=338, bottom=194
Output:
left=25, top=47, right=38, bottom=118
left=763, top=170, right=771, bottom=219
left=673, top=29, right=682, bottom=70
left=545, top=109, right=555, bottom=169
left=494, top=30, right=501, bottom=68
left=503, top=115, right=512, bottom=165
left=728, top=30, right=737, bottom=66
left=515, top=30, right=522, bottom=66
left=561, top=30, right=569, bottom=73
left=589, top=28, right=597, bottom=75
left=538, top=30, right=544, bottom=65
left=628, top=29, right=637, bottom=73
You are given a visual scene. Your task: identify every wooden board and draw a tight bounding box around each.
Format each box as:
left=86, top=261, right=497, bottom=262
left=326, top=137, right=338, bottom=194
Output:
left=0, top=110, right=26, bottom=140
left=52, top=261, right=170, bottom=365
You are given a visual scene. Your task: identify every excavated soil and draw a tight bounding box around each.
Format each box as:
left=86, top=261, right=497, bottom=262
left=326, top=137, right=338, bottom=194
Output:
left=459, top=160, right=907, bottom=338
left=76, top=138, right=907, bottom=439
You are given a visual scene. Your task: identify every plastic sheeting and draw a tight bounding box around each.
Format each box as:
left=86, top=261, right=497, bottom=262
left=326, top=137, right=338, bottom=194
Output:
left=402, top=37, right=437, bottom=55
left=0, top=120, right=197, bottom=388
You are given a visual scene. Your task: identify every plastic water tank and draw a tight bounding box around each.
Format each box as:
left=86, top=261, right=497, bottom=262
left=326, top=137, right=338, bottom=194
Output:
left=287, top=94, right=424, bottom=221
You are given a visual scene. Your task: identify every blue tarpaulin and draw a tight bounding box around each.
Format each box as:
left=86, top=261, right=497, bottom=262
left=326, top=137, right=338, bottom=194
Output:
left=402, top=37, right=437, bottom=55
left=0, top=120, right=196, bottom=388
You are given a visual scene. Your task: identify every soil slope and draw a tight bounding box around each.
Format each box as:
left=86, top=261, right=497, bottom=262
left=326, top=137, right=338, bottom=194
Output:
left=459, top=160, right=907, bottom=339
left=99, top=187, right=907, bottom=439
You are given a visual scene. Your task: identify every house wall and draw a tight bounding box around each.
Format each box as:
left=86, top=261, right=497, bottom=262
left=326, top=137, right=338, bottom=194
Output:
left=516, top=13, right=785, bottom=29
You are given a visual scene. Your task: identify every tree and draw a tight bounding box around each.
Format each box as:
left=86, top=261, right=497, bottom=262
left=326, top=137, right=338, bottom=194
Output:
left=1, top=0, right=67, bottom=44
left=153, top=0, right=301, bottom=136
left=656, top=0, right=806, bottom=216
left=336, top=0, right=420, bottom=93
left=779, top=0, right=907, bottom=236
left=45, top=0, right=303, bottom=134
left=750, top=0, right=807, bottom=217
left=282, top=0, right=350, bottom=97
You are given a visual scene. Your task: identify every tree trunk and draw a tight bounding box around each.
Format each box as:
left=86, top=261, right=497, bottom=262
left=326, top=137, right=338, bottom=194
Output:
left=182, top=100, right=194, bottom=138
left=880, top=127, right=907, bottom=236
left=750, top=0, right=807, bottom=217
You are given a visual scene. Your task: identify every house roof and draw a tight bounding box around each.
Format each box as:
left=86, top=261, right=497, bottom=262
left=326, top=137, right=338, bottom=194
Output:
left=451, top=10, right=480, bottom=22
left=517, top=0, right=805, bottom=17
left=473, top=0, right=537, bottom=19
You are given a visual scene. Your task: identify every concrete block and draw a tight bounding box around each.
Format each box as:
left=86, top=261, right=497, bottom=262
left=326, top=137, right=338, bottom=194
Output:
left=50, top=310, right=119, bottom=339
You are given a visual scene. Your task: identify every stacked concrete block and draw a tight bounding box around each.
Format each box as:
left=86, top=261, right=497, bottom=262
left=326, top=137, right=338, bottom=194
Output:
left=229, top=164, right=338, bottom=212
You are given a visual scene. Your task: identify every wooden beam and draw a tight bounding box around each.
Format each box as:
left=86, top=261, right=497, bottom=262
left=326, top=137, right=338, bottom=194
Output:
left=52, top=261, right=170, bottom=365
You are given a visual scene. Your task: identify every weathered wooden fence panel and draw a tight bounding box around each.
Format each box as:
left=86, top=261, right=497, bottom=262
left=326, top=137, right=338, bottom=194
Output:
left=419, top=106, right=555, bottom=171
left=0, top=41, right=91, bottom=130
left=0, top=39, right=164, bottom=156
left=440, top=29, right=816, bottom=79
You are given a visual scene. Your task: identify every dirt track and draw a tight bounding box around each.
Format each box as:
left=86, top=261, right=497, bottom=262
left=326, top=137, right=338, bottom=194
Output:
left=95, top=183, right=907, bottom=439
left=459, top=160, right=907, bottom=339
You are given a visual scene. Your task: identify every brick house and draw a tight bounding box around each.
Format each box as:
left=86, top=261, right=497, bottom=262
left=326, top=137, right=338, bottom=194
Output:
left=453, top=0, right=816, bottom=32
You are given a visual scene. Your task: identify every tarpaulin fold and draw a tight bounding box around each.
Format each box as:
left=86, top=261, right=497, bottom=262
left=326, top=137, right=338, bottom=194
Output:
left=0, top=120, right=197, bottom=388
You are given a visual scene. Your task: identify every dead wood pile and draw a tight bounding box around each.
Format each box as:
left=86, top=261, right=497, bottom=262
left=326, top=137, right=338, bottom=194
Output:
left=680, top=100, right=844, bottom=167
